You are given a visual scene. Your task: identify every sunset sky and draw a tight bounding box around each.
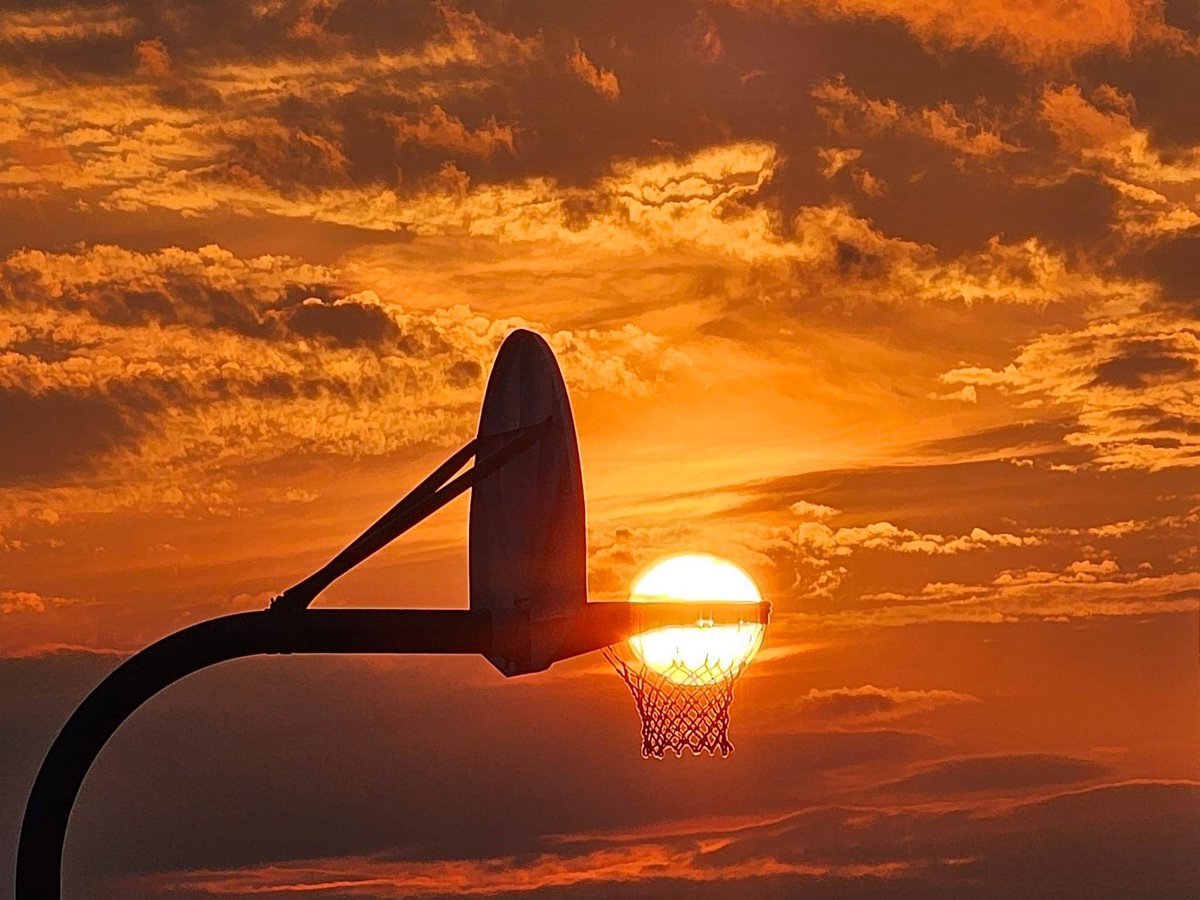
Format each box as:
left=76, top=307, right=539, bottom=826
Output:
left=2, top=0, right=1199, bottom=897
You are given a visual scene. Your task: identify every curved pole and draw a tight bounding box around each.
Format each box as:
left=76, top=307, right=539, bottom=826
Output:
left=15, top=600, right=770, bottom=897
left=15, top=608, right=495, bottom=900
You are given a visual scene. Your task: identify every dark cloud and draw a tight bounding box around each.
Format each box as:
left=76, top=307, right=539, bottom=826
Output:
left=912, top=420, right=1076, bottom=457
left=226, top=123, right=351, bottom=192
left=797, top=685, right=974, bottom=722
left=1110, top=406, right=1200, bottom=435
left=0, top=387, right=143, bottom=485
left=0, top=0, right=1154, bottom=271
left=1123, top=227, right=1200, bottom=306
left=803, top=689, right=897, bottom=718
left=866, top=170, right=1120, bottom=258
left=4, top=610, right=1196, bottom=899
left=0, top=653, right=930, bottom=892
left=1090, top=340, right=1198, bottom=389
left=712, top=450, right=1200, bottom=534
left=277, top=297, right=400, bottom=347
left=125, top=778, right=1200, bottom=899
left=445, top=358, right=482, bottom=386
left=1, top=254, right=332, bottom=339
left=887, top=754, right=1109, bottom=794
left=1081, top=48, right=1200, bottom=149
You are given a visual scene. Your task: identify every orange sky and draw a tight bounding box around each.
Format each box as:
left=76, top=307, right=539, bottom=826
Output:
left=1, top=1, right=1198, bottom=897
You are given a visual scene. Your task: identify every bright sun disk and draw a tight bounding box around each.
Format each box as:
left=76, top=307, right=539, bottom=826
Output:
left=627, top=553, right=764, bottom=685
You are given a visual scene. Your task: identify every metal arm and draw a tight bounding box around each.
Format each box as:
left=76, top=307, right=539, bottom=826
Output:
left=14, top=608, right=495, bottom=900
left=272, top=419, right=552, bottom=611
left=15, top=599, right=770, bottom=898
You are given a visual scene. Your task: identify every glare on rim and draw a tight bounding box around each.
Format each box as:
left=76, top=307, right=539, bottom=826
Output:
left=627, top=553, right=765, bottom=685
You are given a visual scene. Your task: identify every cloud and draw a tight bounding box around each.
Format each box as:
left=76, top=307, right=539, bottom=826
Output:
left=568, top=40, right=621, bottom=100
left=844, top=562, right=1200, bottom=626
left=134, top=37, right=173, bottom=79
left=0, top=590, right=46, bottom=613
left=0, top=243, right=688, bottom=517
left=942, top=312, right=1200, bottom=470
left=0, top=641, right=123, bottom=658
left=927, top=385, right=977, bottom=403
left=766, top=203, right=1151, bottom=310
left=385, top=105, right=517, bottom=157
left=777, top=516, right=1045, bottom=600
left=140, top=846, right=918, bottom=897
left=277, top=293, right=401, bottom=347
left=0, top=387, right=142, bottom=485
left=887, top=754, right=1109, bottom=794
left=1037, top=83, right=1200, bottom=239
left=135, top=780, right=1200, bottom=898
left=0, top=2, right=542, bottom=207
left=0, top=4, right=134, bottom=43
left=1, top=25, right=1137, bottom=322
left=799, top=685, right=977, bottom=723
left=585, top=468, right=1200, bottom=625
left=586, top=503, right=1055, bottom=619
left=0, top=589, right=75, bottom=614
left=1042, top=84, right=1200, bottom=185
left=789, top=500, right=840, bottom=521
left=86, top=138, right=785, bottom=253
left=792, top=519, right=1042, bottom=558
left=0, top=32, right=1158, bottom=336
left=1127, top=228, right=1200, bottom=306
left=739, top=0, right=1195, bottom=65
left=813, top=77, right=1021, bottom=160
left=689, top=10, right=725, bottom=63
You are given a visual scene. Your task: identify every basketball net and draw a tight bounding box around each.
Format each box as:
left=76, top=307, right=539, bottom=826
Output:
left=604, top=648, right=751, bottom=759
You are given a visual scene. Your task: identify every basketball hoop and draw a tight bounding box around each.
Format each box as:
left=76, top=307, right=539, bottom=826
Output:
left=17, top=330, right=776, bottom=900
left=603, top=554, right=769, bottom=759
left=604, top=644, right=753, bottom=758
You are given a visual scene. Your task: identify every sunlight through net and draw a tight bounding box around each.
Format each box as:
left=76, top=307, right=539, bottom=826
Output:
left=606, top=554, right=765, bottom=759
left=605, top=646, right=755, bottom=758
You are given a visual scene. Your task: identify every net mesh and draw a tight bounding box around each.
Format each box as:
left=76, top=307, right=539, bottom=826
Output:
left=604, top=648, right=749, bottom=759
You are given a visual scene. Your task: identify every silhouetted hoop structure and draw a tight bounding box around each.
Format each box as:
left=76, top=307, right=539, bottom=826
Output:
left=15, top=328, right=771, bottom=899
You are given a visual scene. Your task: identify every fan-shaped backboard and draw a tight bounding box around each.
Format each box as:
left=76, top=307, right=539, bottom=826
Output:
left=469, top=330, right=587, bottom=675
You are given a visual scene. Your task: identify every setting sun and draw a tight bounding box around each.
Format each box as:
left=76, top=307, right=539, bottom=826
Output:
left=627, top=553, right=765, bottom=685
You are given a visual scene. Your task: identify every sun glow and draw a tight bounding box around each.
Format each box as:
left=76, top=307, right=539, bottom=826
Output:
left=627, top=553, right=765, bottom=685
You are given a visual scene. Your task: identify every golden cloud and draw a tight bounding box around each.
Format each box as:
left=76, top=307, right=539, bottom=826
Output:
left=942, top=312, right=1200, bottom=469
left=814, top=77, right=1021, bottom=159
left=0, top=243, right=688, bottom=520
left=0, top=4, right=134, bottom=43
left=0, top=2, right=542, bottom=203
left=384, top=105, right=517, bottom=157
left=847, top=563, right=1200, bottom=626
left=568, top=39, right=621, bottom=100
left=736, top=0, right=1194, bottom=65
left=0, top=589, right=77, bottom=614
left=1040, top=84, right=1200, bottom=237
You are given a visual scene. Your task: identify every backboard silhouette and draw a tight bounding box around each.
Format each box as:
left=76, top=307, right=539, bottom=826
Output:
left=469, top=329, right=587, bottom=674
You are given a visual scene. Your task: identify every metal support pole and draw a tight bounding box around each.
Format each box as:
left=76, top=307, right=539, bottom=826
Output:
left=14, top=599, right=769, bottom=898
left=14, top=608, right=495, bottom=900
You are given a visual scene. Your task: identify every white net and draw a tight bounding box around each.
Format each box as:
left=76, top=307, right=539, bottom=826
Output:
left=604, top=648, right=751, bottom=759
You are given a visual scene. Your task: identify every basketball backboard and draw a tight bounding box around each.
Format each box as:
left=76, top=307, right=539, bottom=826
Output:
left=469, top=329, right=588, bottom=675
